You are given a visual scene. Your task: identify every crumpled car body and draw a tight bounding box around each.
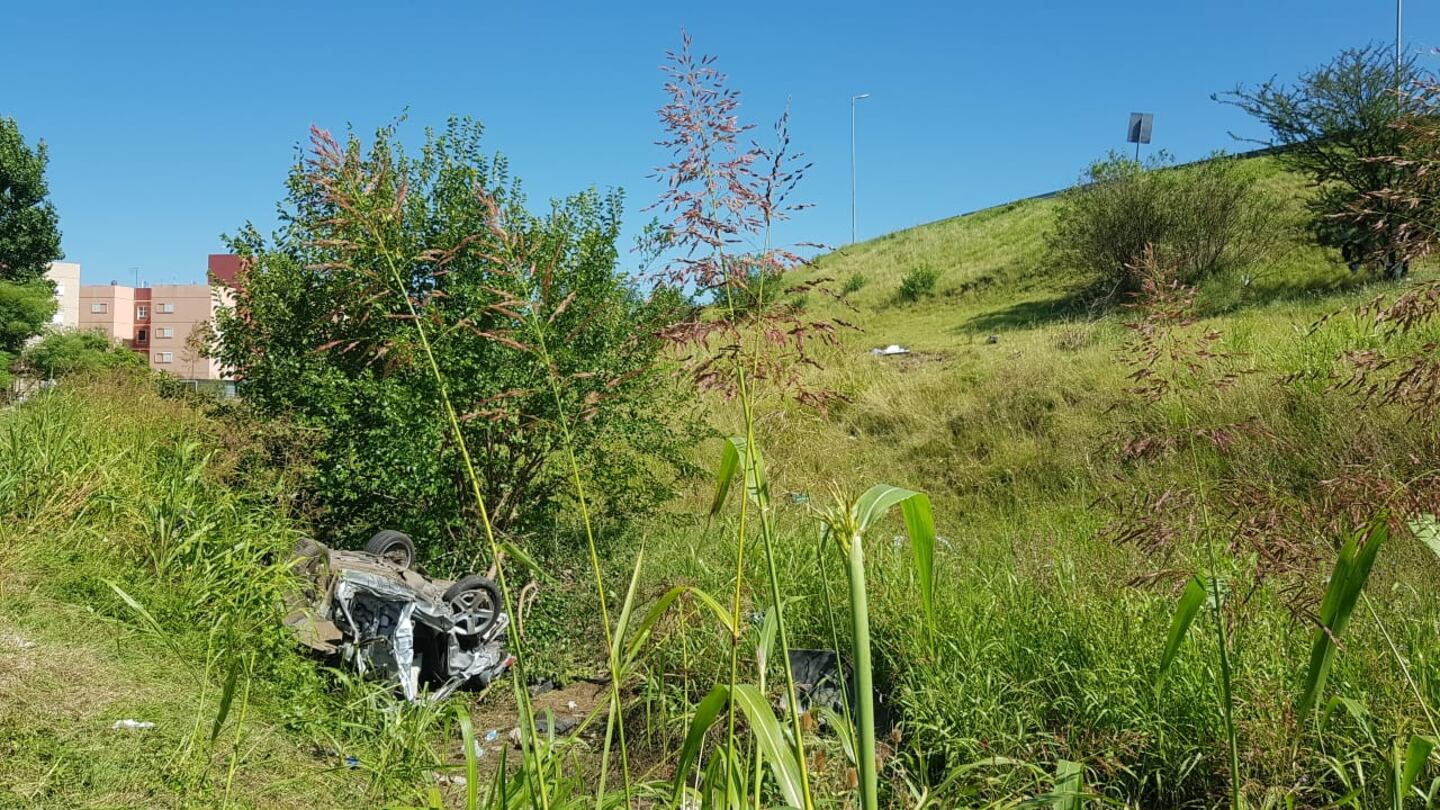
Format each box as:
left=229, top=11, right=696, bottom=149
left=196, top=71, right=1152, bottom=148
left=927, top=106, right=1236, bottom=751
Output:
left=285, top=536, right=512, bottom=702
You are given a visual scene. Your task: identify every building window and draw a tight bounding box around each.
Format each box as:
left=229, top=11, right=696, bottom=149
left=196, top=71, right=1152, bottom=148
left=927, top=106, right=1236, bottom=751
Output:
left=157, top=303, right=175, bottom=314
left=136, top=305, right=148, bottom=319
left=157, top=327, right=174, bottom=338
left=155, top=352, right=173, bottom=364
left=90, top=302, right=108, bottom=314
left=137, top=329, right=148, bottom=342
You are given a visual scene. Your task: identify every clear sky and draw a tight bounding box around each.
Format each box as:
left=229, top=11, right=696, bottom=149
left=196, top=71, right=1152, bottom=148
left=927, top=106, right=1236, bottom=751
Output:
left=7, top=1, right=1435, bottom=285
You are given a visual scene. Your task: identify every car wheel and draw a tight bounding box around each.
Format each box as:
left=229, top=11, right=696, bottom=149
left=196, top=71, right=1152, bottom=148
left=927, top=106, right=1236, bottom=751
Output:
left=364, top=530, right=415, bottom=569
left=443, top=575, right=501, bottom=637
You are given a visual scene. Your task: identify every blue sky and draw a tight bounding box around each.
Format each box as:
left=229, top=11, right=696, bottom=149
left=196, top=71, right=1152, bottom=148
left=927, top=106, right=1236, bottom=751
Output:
left=7, top=1, right=1435, bottom=285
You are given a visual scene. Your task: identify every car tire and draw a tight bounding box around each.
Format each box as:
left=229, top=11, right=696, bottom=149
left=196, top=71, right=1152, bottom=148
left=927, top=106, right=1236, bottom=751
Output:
left=443, top=575, right=502, bottom=637
left=364, top=530, right=416, bottom=569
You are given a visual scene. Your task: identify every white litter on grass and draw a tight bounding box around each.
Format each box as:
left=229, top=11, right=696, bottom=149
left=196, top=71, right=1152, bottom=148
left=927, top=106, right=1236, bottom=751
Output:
left=870, top=344, right=911, bottom=356
left=0, top=634, right=36, bottom=651
left=111, top=719, right=155, bottom=730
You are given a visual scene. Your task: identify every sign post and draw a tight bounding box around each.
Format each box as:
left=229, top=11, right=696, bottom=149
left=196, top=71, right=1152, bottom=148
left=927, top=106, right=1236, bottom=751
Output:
left=1127, top=112, right=1154, bottom=162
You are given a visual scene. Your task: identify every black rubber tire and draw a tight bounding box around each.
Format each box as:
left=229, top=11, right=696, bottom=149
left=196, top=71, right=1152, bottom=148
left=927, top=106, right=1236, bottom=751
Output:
left=364, top=530, right=415, bottom=569
left=442, top=575, right=502, bottom=638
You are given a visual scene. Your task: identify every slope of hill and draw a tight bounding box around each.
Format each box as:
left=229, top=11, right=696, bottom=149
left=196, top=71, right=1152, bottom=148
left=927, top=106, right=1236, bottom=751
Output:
left=641, top=154, right=1440, bottom=805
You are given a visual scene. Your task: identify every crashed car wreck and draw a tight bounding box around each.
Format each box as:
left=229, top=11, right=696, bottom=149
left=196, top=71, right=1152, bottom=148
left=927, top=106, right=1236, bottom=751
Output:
left=284, top=530, right=513, bottom=702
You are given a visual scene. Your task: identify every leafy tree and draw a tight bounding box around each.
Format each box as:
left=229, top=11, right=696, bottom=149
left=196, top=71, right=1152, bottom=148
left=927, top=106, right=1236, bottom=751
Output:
left=0, top=117, right=64, bottom=390
left=0, top=279, right=57, bottom=389
left=0, top=116, right=63, bottom=283
left=1217, top=45, right=1424, bottom=277
left=1049, top=152, right=1282, bottom=300
left=211, top=119, right=698, bottom=562
left=21, top=330, right=147, bottom=379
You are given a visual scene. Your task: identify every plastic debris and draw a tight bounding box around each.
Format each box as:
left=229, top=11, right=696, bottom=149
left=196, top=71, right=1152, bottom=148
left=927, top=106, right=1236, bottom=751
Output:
left=0, top=633, right=36, bottom=651
left=484, top=729, right=499, bottom=743
left=434, top=772, right=469, bottom=786
left=344, top=755, right=360, bottom=769
left=111, top=719, right=155, bottom=730
left=870, top=344, right=911, bottom=356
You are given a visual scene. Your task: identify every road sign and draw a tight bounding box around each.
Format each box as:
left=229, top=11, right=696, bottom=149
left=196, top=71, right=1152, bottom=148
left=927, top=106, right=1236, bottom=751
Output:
left=1127, top=113, right=1154, bottom=145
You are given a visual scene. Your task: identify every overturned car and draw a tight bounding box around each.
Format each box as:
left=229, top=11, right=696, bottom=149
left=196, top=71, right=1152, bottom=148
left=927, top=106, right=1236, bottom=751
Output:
left=285, top=530, right=513, bottom=702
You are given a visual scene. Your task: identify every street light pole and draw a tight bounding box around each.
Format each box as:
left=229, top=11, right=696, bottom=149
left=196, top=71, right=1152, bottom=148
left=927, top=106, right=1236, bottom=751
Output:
left=1396, top=0, right=1404, bottom=83
left=851, top=93, right=870, bottom=245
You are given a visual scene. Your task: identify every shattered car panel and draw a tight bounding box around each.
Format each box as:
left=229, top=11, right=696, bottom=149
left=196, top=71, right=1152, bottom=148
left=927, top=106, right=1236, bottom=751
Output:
left=285, top=538, right=512, bottom=702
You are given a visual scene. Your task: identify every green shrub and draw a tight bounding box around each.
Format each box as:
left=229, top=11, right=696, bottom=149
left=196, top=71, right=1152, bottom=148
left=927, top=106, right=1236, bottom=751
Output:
left=1048, top=152, right=1284, bottom=299
left=20, top=329, right=146, bottom=380
left=211, top=119, right=700, bottom=563
left=842, top=271, right=868, bottom=296
left=898, top=265, right=941, bottom=301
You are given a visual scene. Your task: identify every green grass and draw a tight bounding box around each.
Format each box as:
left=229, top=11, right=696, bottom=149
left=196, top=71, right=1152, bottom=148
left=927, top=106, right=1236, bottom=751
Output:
left=0, top=377, right=463, bottom=808
left=624, top=155, right=1440, bottom=805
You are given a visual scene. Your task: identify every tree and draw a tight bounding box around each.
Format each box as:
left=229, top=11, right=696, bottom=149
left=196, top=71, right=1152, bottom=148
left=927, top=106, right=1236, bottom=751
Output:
left=20, top=330, right=147, bottom=379
left=0, top=278, right=57, bottom=390
left=0, top=117, right=63, bottom=283
left=1217, top=45, right=1424, bottom=277
left=211, top=118, right=697, bottom=562
left=1048, top=151, right=1282, bottom=300
left=0, top=117, right=64, bottom=390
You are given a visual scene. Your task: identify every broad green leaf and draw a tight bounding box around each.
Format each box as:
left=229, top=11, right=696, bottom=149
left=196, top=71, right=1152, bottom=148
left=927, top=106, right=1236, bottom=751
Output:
left=1053, top=759, right=1085, bottom=810
left=1300, top=519, right=1387, bottom=715
left=854, top=484, right=919, bottom=533
left=454, top=703, right=479, bottom=810
left=610, top=547, right=645, bottom=667
left=1398, top=735, right=1435, bottom=806
left=209, top=656, right=242, bottom=743
left=1157, top=575, right=1207, bottom=684
left=817, top=706, right=857, bottom=765
left=670, top=685, right=805, bottom=810
left=899, top=492, right=937, bottom=646
left=686, top=585, right=740, bottom=637
left=672, top=685, right=730, bottom=804
left=754, top=603, right=780, bottom=685
left=852, top=484, right=939, bottom=644
left=709, top=436, right=768, bottom=516
left=622, top=585, right=688, bottom=671
left=730, top=684, right=805, bottom=810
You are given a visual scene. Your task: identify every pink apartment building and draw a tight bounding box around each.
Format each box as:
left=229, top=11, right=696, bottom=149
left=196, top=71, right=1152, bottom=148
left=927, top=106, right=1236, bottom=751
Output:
left=74, top=255, right=238, bottom=381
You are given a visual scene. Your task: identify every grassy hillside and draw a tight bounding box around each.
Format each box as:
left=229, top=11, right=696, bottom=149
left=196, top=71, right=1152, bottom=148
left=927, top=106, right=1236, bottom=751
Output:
left=632, top=155, right=1440, bottom=805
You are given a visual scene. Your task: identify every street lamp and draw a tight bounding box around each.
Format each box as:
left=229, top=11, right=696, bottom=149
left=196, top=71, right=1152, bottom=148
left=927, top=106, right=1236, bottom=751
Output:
left=1396, top=0, right=1404, bottom=86
left=851, top=93, right=871, bottom=245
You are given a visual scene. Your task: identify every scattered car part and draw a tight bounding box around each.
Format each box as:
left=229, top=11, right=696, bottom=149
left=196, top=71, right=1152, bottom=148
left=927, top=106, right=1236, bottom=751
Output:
left=285, top=534, right=512, bottom=702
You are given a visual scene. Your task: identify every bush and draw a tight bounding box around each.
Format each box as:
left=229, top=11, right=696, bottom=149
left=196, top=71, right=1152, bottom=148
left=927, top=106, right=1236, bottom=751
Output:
left=212, top=119, right=700, bottom=564
left=20, top=330, right=146, bottom=380
left=1048, top=152, right=1283, bottom=300
left=898, top=265, right=941, bottom=301
left=842, top=271, right=868, bottom=296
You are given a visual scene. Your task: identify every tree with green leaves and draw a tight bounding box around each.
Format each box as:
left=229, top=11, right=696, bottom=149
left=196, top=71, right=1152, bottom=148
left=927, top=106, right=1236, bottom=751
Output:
left=211, top=118, right=698, bottom=563
left=0, top=116, right=63, bottom=284
left=0, top=117, right=63, bottom=389
left=1217, top=45, right=1424, bottom=278
left=20, top=330, right=147, bottom=380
